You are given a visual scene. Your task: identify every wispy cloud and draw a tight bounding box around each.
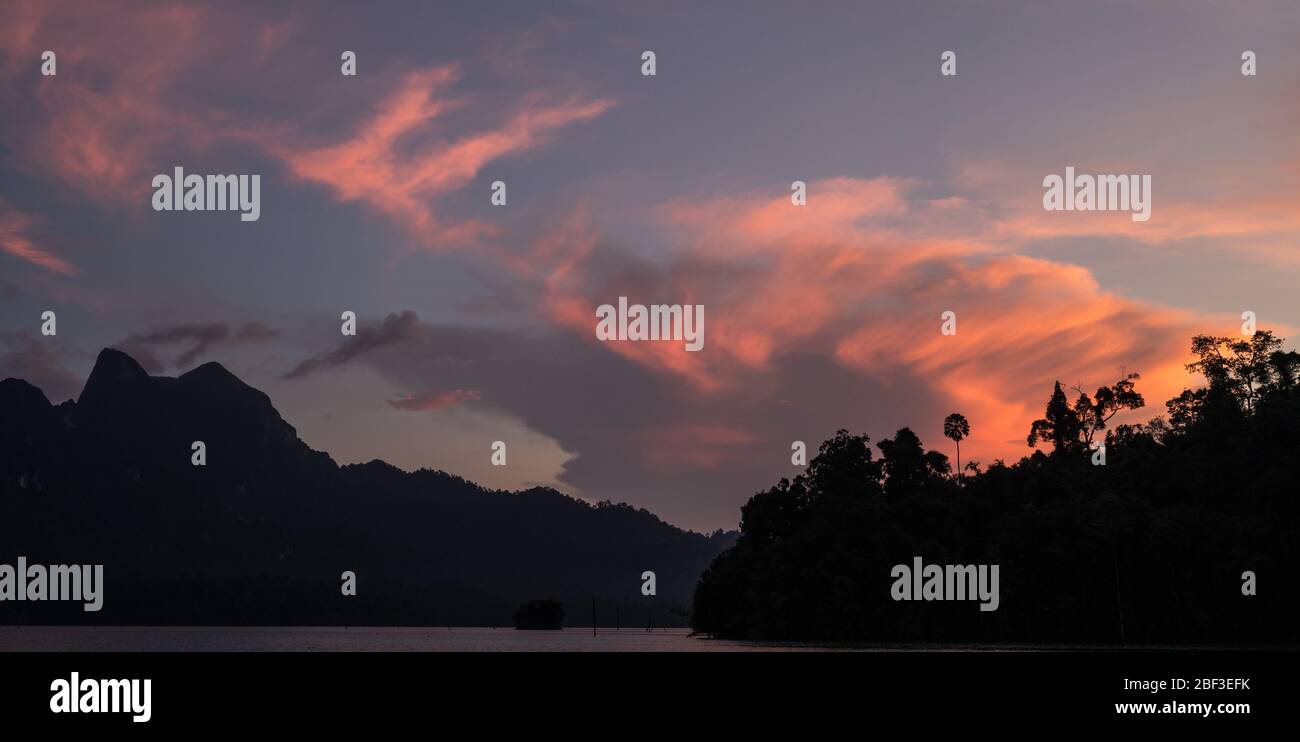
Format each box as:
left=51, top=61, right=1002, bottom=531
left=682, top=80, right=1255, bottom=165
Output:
left=0, top=330, right=83, bottom=402
left=117, top=321, right=280, bottom=373
left=273, top=67, right=613, bottom=247
left=1, top=2, right=232, bottom=203
left=388, top=389, right=482, bottom=412
left=0, top=201, right=77, bottom=275
left=508, top=177, right=1235, bottom=465
left=280, top=311, right=423, bottom=380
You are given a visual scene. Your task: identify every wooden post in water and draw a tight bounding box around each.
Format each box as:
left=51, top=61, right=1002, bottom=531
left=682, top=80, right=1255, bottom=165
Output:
left=591, top=597, right=596, bottom=637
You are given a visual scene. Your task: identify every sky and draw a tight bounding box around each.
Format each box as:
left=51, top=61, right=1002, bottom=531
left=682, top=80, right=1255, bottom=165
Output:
left=2, top=0, right=1299, bottom=531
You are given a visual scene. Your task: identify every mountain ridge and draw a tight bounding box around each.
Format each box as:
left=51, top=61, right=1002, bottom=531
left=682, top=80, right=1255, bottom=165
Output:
left=0, top=348, right=736, bottom=626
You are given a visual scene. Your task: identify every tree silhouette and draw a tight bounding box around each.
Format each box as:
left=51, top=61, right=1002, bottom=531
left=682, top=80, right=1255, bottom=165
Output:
left=942, top=413, right=969, bottom=476
left=1028, top=375, right=1143, bottom=452
left=878, top=427, right=949, bottom=498
left=1027, top=381, right=1080, bottom=452
left=694, top=329, right=1300, bottom=644
left=1073, top=373, right=1144, bottom=448
left=1187, top=331, right=1284, bottom=414
left=806, top=429, right=883, bottom=498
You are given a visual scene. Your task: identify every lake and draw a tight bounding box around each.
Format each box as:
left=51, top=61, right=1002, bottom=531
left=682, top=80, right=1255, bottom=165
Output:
left=0, top=626, right=1209, bottom=651
left=0, top=626, right=846, bottom=652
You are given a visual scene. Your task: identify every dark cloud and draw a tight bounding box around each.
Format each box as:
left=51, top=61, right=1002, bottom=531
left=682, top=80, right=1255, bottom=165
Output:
left=117, top=321, right=280, bottom=373
left=279, top=311, right=423, bottom=380
left=0, top=331, right=84, bottom=403
left=295, top=311, right=946, bottom=530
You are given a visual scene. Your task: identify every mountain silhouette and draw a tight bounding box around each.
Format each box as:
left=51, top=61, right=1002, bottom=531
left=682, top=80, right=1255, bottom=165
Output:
left=0, top=348, right=735, bottom=626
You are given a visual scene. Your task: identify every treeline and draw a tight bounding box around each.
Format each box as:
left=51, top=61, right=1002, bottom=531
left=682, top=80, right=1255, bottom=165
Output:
left=692, top=331, right=1300, bottom=644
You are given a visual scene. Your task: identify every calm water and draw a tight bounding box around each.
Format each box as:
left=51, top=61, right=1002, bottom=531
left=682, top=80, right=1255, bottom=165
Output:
left=0, top=626, right=852, bottom=652
left=0, top=627, right=1222, bottom=651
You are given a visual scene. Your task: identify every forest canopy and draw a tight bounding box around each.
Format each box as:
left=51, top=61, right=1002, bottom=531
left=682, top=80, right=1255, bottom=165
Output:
left=691, top=331, right=1300, bottom=644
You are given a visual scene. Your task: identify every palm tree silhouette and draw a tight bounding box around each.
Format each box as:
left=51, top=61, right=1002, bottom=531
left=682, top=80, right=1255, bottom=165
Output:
left=943, top=413, right=970, bottom=477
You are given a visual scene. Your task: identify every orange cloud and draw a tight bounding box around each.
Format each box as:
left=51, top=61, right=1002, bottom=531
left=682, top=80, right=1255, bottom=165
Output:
left=523, top=178, right=1248, bottom=466
left=833, top=255, right=1202, bottom=462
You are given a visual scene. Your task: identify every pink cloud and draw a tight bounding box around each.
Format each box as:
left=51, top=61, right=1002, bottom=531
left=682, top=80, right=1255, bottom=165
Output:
left=274, top=68, right=613, bottom=247
left=0, top=2, right=220, bottom=203
left=388, top=389, right=483, bottom=412
left=0, top=1, right=615, bottom=273
left=950, top=157, right=1300, bottom=266
left=640, top=423, right=762, bottom=470
left=0, top=201, right=77, bottom=275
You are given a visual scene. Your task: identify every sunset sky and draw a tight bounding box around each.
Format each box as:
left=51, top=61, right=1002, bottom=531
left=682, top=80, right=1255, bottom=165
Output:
left=2, top=1, right=1298, bottom=530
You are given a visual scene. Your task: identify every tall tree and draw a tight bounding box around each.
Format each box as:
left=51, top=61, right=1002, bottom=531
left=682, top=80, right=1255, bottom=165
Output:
left=943, top=413, right=970, bottom=477
left=1074, top=373, right=1144, bottom=448
left=1186, top=331, right=1283, bottom=414
left=1027, top=381, right=1081, bottom=452
left=878, top=427, right=949, bottom=497
left=805, top=429, right=882, bottom=498
left=1029, top=376, right=1144, bottom=452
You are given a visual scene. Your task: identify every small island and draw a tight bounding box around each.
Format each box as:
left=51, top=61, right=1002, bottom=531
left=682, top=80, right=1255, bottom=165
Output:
left=513, top=600, right=564, bottom=630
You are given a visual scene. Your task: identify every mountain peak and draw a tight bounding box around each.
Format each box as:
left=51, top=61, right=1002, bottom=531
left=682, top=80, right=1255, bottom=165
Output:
left=180, top=360, right=246, bottom=388
left=92, top=347, right=148, bottom=379
left=79, top=348, right=150, bottom=403
left=0, top=377, right=52, bottom=414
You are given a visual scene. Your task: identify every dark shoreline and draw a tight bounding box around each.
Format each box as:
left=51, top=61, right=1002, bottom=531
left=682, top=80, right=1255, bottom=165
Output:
left=2, top=626, right=1295, bottom=653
